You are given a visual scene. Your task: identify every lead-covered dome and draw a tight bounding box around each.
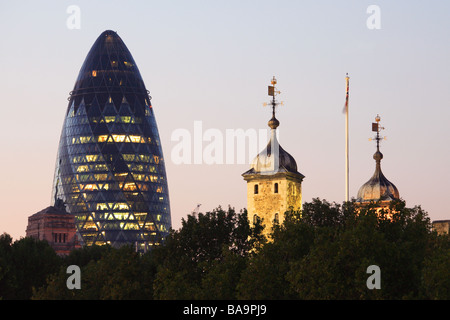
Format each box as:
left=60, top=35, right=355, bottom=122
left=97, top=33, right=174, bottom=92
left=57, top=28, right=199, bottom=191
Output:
left=248, top=130, right=299, bottom=174
left=356, top=149, right=399, bottom=203
left=243, top=115, right=304, bottom=177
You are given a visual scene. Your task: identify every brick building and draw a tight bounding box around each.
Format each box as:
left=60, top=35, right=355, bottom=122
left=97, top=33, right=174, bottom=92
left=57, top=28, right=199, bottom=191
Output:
left=26, top=200, right=80, bottom=255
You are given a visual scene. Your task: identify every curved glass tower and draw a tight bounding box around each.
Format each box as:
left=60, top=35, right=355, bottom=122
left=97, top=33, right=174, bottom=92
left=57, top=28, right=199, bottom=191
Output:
left=52, top=30, right=171, bottom=250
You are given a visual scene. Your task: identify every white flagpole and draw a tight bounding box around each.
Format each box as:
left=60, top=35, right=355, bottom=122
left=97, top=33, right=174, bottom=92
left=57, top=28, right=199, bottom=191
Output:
left=345, top=74, right=350, bottom=202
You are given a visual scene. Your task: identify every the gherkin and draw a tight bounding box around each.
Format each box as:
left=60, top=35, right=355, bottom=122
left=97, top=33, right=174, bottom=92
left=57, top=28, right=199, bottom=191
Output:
left=52, top=30, right=171, bottom=251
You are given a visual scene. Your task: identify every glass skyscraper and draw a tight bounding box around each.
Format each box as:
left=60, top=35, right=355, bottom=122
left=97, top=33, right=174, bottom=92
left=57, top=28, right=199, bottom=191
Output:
left=52, top=30, right=171, bottom=251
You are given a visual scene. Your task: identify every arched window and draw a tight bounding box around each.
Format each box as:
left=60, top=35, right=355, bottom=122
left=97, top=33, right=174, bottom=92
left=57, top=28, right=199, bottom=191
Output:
left=274, top=183, right=278, bottom=194
left=253, top=214, right=259, bottom=225
left=254, top=184, right=259, bottom=194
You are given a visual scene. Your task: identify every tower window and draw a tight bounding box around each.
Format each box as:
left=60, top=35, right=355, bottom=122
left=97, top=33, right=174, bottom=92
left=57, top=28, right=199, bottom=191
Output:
left=274, top=183, right=278, bottom=193
left=253, top=214, right=260, bottom=225
left=254, top=184, right=259, bottom=194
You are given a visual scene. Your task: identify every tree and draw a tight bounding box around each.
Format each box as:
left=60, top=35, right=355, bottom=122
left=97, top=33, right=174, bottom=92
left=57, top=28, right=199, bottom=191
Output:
left=421, top=233, right=450, bottom=299
left=0, top=235, right=62, bottom=300
left=0, top=233, right=14, bottom=299
left=286, top=199, right=437, bottom=299
left=33, top=245, right=155, bottom=300
left=152, top=206, right=260, bottom=299
left=237, top=210, right=315, bottom=299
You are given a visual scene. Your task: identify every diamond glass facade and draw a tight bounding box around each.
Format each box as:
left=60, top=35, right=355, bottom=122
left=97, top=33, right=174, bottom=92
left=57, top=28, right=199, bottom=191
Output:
left=52, top=30, right=171, bottom=250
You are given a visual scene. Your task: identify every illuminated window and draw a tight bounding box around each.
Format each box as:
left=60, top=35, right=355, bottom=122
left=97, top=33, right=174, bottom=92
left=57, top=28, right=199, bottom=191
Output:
left=128, top=163, right=145, bottom=172
left=123, top=182, right=137, bottom=191
left=84, top=221, right=98, bottom=231
left=93, top=173, right=107, bottom=181
left=71, top=156, right=84, bottom=164
left=80, top=136, right=93, bottom=144
left=77, top=174, right=90, bottom=182
left=76, top=165, right=89, bottom=173
left=83, top=184, right=98, bottom=191
left=113, top=203, right=129, bottom=210
left=86, top=155, right=98, bottom=162
left=138, top=154, right=149, bottom=162
left=97, top=135, right=108, bottom=142
left=112, top=134, right=126, bottom=143
left=97, top=183, right=109, bottom=190
left=114, top=212, right=128, bottom=220
left=96, top=203, right=108, bottom=210
left=132, top=173, right=145, bottom=181
left=93, top=164, right=108, bottom=171
left=124, top=223, right=139, bottom=230
left=120, top=116, right=132, bottom=123
left=134, top=213, right=147, bottom=220
left=92, top=70, right=97, bottom=77
left=104, top=116, right=116, bottom=123
left=129, top=135, right=141, bottom=143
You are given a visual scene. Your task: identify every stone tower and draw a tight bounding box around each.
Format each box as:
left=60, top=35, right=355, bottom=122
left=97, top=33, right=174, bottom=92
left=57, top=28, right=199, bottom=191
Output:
left=242, top=77, right=304, bottom=237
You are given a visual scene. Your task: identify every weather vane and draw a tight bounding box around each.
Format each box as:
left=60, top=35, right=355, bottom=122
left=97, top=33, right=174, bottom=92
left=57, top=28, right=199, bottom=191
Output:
left=263, top=76, right=283, bottom=120
left=369, top=114, right=386, bottom=150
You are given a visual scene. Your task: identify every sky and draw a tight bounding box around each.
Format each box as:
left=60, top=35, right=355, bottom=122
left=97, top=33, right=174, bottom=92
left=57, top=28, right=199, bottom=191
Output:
left=0, top=0, right=449, bottom=240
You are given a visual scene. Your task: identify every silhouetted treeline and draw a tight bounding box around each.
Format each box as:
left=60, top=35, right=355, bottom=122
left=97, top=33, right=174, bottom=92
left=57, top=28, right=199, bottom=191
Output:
left=0, top=199, right=448, bottom=300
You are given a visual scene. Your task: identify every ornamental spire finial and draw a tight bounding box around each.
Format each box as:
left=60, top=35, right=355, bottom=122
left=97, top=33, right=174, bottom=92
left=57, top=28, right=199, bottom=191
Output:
left=264, top=76, right=283, bottom=129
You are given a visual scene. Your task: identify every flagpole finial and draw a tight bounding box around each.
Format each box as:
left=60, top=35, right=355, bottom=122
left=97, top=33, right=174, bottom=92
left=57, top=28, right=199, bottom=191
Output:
left=266, top=76, right=282, bottom=129
left=371, top=114, right=385, bottom=151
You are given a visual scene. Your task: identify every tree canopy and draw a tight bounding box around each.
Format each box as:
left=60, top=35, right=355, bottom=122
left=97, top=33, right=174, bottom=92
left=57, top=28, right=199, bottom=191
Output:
left=0, top=199, right=448, bottom=300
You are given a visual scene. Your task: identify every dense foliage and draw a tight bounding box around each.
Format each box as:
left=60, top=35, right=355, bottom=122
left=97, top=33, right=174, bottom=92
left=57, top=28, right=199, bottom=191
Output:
left=0, top=199, right=448, bottom=300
